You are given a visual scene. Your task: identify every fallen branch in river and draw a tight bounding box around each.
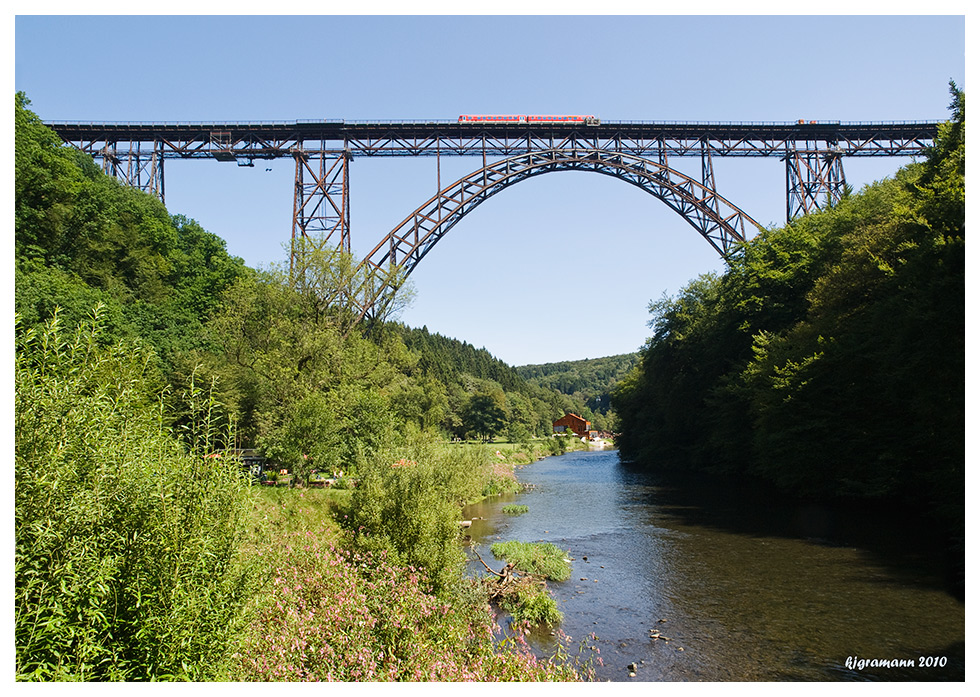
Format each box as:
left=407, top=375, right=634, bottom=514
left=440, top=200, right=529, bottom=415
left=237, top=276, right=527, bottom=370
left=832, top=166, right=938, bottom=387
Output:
left=470, top=547, right=551, bottom=604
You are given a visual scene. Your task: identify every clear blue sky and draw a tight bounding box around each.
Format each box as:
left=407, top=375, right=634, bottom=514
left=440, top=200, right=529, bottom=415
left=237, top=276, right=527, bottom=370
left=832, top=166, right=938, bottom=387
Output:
left=13, top=13, right=966, bottom=366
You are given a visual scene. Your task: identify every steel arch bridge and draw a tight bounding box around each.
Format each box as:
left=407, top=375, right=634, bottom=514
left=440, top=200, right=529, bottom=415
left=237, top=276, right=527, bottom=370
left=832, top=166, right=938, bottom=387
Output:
left=355, top=148, right=759, bottom=318
left=48, top=117, right=939, bottom=316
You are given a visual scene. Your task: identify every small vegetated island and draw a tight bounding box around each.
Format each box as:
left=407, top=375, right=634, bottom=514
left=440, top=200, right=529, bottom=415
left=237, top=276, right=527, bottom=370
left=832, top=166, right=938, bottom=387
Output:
left=485, top=541, right=572, bottom=626
left=14, top=83, right=964, bottom=681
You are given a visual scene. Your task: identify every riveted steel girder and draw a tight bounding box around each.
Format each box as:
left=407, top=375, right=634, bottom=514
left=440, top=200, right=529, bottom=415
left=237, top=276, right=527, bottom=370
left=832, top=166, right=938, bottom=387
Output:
left=51, top=120, right=937, bottom=161
left=52, top=118, right=937, bottom=231
left=48, top=117, right=940, bottom=321
left=98, top=138, right=166, bottom=203
left=52, top=119, right=936, bottom=235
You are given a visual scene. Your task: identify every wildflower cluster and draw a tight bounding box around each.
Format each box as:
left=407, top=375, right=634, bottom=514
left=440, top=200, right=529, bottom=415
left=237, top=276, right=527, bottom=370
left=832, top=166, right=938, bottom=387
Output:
left=231, top=531, right=582, bottom=681
left=483, top=460, right=522, bottom=497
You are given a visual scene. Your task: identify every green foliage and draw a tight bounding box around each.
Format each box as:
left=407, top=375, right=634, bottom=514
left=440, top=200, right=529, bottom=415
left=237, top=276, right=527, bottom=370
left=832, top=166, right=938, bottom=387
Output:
left=490, top=541, right=571, bottom=582
left=396, top=323, right=529, bottom=393
left=917, top=81, right=965, bottom=237
left=207, top=259, right=406, bottom=476
left=15, top=92, right=86, bottom=266
left=15, top=258, right=131, bottom=342
left=480, top=458, right=524, bottom=497
left=463, top=390, right=509, bottom=442
left=387, top=373, right=448, bottom=433
left=394, top=323, right=587, bottom=438
left=502, top=505, right=529, bottom=515
left=340, top=433, right=495, bottom=593
left=14, top=94, right=247, bottom=372
left=250, top=486, right=347, bottom=541
left=498, top=581, right=563, bottom=626
left=517, top=352, right=638, bottom=426
left=259, top=391, right=335, bottom=486
left=545, top=435, right=569, bottom=456
left=613, top=85, right=965, bottom=534
left=15, top=309, right=256, bottom=680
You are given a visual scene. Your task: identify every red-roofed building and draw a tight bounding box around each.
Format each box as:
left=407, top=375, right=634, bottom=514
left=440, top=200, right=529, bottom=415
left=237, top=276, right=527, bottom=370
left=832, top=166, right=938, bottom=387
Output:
left=552, top=413, right=593, bottom=438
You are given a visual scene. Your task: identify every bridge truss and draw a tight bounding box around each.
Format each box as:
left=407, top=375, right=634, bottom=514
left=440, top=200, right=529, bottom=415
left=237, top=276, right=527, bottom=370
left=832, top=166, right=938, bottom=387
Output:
left=48, top=118, right=938, bottom=312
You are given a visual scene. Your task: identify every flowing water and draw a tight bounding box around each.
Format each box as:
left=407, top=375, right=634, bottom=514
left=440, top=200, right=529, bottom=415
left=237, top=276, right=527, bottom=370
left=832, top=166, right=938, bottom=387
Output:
left=462, top=448, right=965, bottom=681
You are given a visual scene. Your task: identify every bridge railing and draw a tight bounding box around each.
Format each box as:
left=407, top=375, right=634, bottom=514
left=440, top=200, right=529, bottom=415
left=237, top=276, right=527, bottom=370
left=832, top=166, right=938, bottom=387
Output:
left=46, top=118, right=943, bottom=129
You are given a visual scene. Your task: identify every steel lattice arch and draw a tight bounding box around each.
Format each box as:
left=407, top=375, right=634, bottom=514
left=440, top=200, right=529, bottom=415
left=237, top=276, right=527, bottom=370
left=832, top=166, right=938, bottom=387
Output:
left=353, top=148, right=761, bottom=317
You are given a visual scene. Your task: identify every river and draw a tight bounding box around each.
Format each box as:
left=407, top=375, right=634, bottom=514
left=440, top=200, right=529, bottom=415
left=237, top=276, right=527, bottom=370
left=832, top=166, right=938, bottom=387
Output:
left=462, top=448, right=965, bottom=681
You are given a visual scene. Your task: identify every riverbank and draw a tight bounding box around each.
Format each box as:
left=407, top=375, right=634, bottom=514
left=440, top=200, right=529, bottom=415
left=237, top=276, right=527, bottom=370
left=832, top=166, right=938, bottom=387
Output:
left=222, top=440, right=594, bottom=681
left=442, top=436, right=590, bottom=503
left=449, top=434, right=590, bottom=465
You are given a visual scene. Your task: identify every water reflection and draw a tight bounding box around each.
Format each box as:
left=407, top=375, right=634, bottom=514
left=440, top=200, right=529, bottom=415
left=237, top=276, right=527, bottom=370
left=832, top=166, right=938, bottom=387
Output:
left=463, top=449, right=965, bottom=681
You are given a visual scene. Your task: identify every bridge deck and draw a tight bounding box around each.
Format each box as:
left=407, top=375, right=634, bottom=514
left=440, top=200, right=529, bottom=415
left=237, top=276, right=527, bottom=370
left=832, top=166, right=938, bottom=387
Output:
left=47, top=119, right=939, bottom=159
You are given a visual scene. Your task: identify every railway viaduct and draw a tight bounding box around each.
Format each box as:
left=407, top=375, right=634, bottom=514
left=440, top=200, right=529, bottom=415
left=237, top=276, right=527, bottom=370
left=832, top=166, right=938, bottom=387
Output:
left=48, top=117, right=939, bottom=317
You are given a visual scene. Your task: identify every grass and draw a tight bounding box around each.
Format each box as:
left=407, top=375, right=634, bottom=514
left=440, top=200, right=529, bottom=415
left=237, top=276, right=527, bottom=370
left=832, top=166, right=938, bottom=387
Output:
left=490, top=541, right=571, bottom=582
left=502, top=505, right=529, bottom=515
left=250, top=485, right=349, bottom=538
left=446, top=437, right=587, bottom=467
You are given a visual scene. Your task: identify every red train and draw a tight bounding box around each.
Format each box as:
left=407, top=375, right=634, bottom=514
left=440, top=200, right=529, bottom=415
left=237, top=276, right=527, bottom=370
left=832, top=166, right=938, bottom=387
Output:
left=458, top=114, right=600, bottom=125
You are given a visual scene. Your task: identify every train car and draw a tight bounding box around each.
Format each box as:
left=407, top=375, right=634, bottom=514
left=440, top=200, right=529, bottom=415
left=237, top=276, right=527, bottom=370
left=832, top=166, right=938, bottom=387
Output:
left=527, top=115, right=599, bottom=125
left=458, top=115, right=527, bottom=123
left=458, top=114, right=599, bottom=125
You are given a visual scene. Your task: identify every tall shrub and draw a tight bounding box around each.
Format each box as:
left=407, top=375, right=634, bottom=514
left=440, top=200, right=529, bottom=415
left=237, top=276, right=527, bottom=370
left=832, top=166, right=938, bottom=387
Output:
left=15, top=308, right=256, bottom=680
left=342, top=433, right=491, bottom=594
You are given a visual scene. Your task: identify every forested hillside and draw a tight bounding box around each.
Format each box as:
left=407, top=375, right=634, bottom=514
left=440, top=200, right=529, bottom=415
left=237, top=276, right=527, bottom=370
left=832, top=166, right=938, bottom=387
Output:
left=15, top=93, right=249, bottom=373
left=613, top=84, right=964, bottom=547
left=518, top=353, right=638, bottom=421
